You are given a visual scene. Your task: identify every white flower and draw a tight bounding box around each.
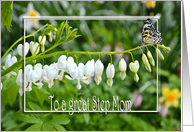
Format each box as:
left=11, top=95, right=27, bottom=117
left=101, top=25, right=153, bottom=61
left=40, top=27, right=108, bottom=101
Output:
left=129, top=60, right=139, bottom=73
left=84, top=59, right=95, bottom=84
left=30, top=41, right=39, bottom=55
left=65, top=62, right=86, bottom=90
left=19, top=2, right=40, bottom=31
left=25, top=63, right=43, bottom=91
left=16, top=69, right=28, bottom=96
left=119, top=58, right=127, bottom=80
left=43, top=63, right=59, bottom=88
left=66, top=56, right=75, bottom=73
left=57, top=55, right=67, bottom=80
left=94, top=59, right=104, bottom=85
left=129, top=60, right=140, bottom=82
left=17, top=42, right=29, bottom=57
left=106, top=63, right=115, bottom=88
left=3, top=54, right=17, bottom=79
left=38, top=36, right=46, bottom=45
left=142, top=54, right=151, bottom=72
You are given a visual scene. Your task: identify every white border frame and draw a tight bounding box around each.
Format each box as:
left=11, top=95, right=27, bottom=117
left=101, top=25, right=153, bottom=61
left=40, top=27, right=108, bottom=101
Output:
left=23, top=16, right=159, bottom=113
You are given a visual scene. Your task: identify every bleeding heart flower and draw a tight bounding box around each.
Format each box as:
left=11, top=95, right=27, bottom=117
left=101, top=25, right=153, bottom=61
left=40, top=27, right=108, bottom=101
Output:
left=94, top=59, right=104, bottom=85
left=106, top=63, right=115, bottom=88
left=17, top=42, right=29, bottom=57
left=3, top=54, right=17, bottom=79
left=30, top=41, right=40, bottom=55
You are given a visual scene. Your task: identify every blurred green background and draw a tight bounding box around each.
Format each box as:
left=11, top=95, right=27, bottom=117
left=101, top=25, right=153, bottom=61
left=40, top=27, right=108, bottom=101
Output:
left=1, top=1, right=181, bottom=131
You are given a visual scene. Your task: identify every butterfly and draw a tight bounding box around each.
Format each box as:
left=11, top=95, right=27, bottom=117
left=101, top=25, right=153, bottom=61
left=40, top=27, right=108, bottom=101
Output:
left=142, top=18, right=162, bottom=44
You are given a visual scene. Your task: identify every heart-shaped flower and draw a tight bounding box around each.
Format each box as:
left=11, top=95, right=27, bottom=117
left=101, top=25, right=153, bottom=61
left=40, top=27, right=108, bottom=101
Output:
left=129, top=60, right=140, bottom=82
left=3, top=54, right=17, bottom=79
left=17, top=42, right=29, bottom=57
left=30, top=41, right=40, bottom=55
left=106, top=63, right=115, bottom=88
left=94, top=59, right=104, bottom=85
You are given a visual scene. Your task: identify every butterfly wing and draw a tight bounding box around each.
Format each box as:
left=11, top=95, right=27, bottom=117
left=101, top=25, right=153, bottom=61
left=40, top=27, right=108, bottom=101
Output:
left=142, top=19, right=162, bottom=44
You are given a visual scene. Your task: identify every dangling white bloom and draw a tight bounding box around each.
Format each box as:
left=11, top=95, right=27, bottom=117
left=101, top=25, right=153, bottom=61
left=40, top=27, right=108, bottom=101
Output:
left=38, top=36, right=46, bottom=45
left=43, top=63, right=59, bottom=88
left=38, top=36, right=46, bottom=52
left=66, top=56, right=75, bottom=73
left=119, top=58, right=127, bottom=80
left=57, top=55, right=67, bottom=80
left=84, top=59, right=95, bottom=84
left=25, top=63, right=43, bottom=91
left=29, top=41, right=39, bottom=55
left=65, top=62, right=87, bottom=90
left=17, top=42, right=29, bottom=57
left=106, top=63, right=115, bottom=88
left=3, top=54, right=17, bottom=79
left=129, top=60, right=140, bottom=82
left=1, top=82, right=3, bottom=90
left=19, top=2, right=40, bottom=31
left=16, top=69, right=28, bottom=96
left=94, top=59, right=104, bottom=85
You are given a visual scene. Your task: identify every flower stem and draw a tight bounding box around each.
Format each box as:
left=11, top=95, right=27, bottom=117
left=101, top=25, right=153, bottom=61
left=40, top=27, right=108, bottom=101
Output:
left=1, top=44, right=157, bottom=77
left=129, top=52, right=134, bottom=62
left=8, top=122, right=28, bottom=131
left=1, top=24, right=48, bottom=61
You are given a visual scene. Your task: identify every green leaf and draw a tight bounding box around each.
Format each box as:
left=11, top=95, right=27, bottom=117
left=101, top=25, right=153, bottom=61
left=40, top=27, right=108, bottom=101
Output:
left=1, top=1, right=13, bottom=31
left=14, top=110, right=43, bottom=123
left=55, top=22, right=66, bottom=42
left=2, top=75, right=16, bottom=90
left=83, top=113, right=90, bottom=124
left=1, top=77, right=19, bottom=107
left=25, top=123, right=43, bottom=131
left=28, top=102, right=42, bottom=111
left=41, top=123, right=54, bottom=131
left=26, top=123, right=55, bottom=131
left=52, top=124, right=66, bottom=131
left=42, top=25, right=55, bottom=37
left=33, top=87, right=47, bottom=106
left=49, top=115, right=70, bottom=125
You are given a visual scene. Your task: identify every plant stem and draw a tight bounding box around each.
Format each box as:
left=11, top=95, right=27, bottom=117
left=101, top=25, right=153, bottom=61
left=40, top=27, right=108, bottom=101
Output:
left=8, top=122, right=28, bottom=131
left=1, top=24, right=48, bottom=61
left=1, top=44, right=158, bottom=77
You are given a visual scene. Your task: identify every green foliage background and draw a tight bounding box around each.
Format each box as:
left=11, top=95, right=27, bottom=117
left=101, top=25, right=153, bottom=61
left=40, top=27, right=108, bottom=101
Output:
left=1, top=1, right=181, bottom=131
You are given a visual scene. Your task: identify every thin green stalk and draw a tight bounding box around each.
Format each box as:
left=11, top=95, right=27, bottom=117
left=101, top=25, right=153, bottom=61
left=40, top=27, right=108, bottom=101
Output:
left=129, top=52, right=134, bottom=62
left=1, top=44, right=157, bottom=77
left=109, top=54, right=112, bottom=64
left=1, top=24, right=48, bottom=61
left=8, top=122, right=28, bottom=131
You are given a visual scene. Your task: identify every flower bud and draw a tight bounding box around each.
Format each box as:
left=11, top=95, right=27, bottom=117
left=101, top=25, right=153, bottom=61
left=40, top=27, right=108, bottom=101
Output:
left=106, top=63, right=115, bottom=88
left=156, top=48, right=164, bottom=60
left=134, top=73, right=139, bottom=82
left=53, top=28, right=57, bottom=35
left=94, top=60, right=104, bottom=85
left=147, top=51, right=155, bottom=66
left=119, top=58, right=127, bottom=80
left=142, top=54, right=151, bottom=72
left=161, top=44, right=171, bottom=53
left=47, top=32, right=52, bottom=42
